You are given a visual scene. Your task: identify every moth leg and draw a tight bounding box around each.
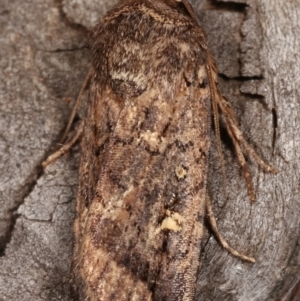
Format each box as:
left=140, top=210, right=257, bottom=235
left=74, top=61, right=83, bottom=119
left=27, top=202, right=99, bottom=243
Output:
left=60, top=68, right=92, bottom=144
left=206, top=64, right=228, bottom=197
left=225, top=123, right=256, bottom=202
left=42, top=122, right=84, bottom=169
left=206, top=195, right=255, bottom=263
left=218, top=95, right=276, bottom=174
left=216, top=94, right=276, bottom=201
left=229, top=121, right=277, bottom=173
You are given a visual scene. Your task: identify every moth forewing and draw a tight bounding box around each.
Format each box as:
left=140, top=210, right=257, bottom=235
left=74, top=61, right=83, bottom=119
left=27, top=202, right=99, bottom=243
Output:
left=42, top=1, right=275, bottom=300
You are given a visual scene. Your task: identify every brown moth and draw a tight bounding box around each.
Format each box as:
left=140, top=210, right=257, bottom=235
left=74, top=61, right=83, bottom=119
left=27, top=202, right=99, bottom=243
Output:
left=43, top=0, right=275, bottom=300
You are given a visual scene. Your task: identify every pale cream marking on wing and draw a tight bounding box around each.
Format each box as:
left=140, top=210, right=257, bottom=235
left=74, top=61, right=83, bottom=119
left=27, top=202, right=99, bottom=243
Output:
left=175, top=165, right=187, bottom=179
left=198, top=65, right=207, bottom=84
left=110, top=69, right=147, bottom=89
left=123, top=184, right=135, bottom=198
left=178, top=42, right=190, bottom=54
left=158, top=210, right=185, bottom=232
left=161, top=216, right=181, bottom=232
left=139, top=130, right=168, bottom=153
left=171, top=211, right=185, bottom=225
left=127, top=103, right=137, bottom=117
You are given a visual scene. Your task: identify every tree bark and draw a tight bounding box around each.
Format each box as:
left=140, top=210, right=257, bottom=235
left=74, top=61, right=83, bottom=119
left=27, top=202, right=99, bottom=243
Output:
left=0, top=0, right=299, bottom=300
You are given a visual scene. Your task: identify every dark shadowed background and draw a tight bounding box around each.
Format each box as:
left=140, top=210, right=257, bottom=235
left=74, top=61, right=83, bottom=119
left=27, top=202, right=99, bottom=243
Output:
left=0, top=0, right=299, bottom=300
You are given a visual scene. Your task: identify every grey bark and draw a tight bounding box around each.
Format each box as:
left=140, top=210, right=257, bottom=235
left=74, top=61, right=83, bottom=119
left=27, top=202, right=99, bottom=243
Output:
left=0, top=0, right=299, bottom=300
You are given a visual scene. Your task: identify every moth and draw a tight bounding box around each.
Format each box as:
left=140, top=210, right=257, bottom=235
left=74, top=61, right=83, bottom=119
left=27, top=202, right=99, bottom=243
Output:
left=43, top=0, right=275, bottom=300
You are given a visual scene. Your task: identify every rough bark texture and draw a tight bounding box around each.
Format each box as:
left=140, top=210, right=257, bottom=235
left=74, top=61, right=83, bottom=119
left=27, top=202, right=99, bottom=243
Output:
left=0, top=0, right=299, bottom=301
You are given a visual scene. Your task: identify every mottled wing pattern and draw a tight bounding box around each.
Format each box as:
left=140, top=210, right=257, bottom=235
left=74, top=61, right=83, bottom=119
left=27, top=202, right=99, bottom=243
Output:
left=72, top=1, right=211, bottom=300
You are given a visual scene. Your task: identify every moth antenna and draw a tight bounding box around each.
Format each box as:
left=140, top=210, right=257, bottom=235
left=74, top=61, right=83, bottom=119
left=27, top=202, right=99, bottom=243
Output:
left=226, top=123, right=256, bottom=202
left=206, top=194, right=255, bottom=263
left=232, top=123, right=277, bottom=174
left=60, top=68, right=93, bottom=144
